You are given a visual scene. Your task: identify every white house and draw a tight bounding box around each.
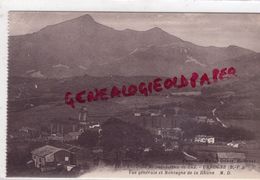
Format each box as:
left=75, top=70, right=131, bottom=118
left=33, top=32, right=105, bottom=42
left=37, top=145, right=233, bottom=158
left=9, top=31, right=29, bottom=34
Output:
left=134, top=112, right=141, bottom=117
left=31, top=145, right=71, bottom=172
left=227, top=141, right=246, bottom=148
left=194, top=135, right=215, bottom=144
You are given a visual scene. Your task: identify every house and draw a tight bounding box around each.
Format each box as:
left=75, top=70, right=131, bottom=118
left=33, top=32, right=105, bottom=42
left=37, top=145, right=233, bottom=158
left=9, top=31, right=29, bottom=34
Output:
left=194, top=135, right=215, bottom=144
left=150, top=112, right=161, bottom=117
left=19, top=126, right=38, bottom=138
left=31, top=145, right=71, bottom=172
left=194, top=116, right=216, bottom=125
left=163, top=141, right=179, bottom=151
left=194, top=116, right=207, bottom=122
left=227, top=141, right=246, bottom=148
left=134, top=112, right=141, bottom=117
left=216, top=152, right=246, bottom=163
left=206, top=118, right=216, bottom=125
left=158, top=128, right=184, bottom=140
left=87, top=122, right=102, bottom=134
left=89, top=123, right=100, bottom=129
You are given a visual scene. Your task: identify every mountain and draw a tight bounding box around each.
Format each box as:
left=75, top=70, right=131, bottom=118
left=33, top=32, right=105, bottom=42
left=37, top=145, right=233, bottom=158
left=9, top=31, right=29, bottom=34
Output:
left=91, top=43, right=255, bottom=77
left=9, top=14, right=255, bottom=78
left=221, top=53, right=260, bottom=77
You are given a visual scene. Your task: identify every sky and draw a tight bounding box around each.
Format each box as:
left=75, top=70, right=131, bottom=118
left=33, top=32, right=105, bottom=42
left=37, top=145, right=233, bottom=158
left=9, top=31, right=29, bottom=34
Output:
left=9, top=12, right=260, bottom=52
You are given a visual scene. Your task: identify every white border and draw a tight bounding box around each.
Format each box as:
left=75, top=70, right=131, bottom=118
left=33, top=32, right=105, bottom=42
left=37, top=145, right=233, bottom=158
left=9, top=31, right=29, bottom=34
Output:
left=2, top=0, right=260, bottom=12
left=0, top=0, right=260, bottom=179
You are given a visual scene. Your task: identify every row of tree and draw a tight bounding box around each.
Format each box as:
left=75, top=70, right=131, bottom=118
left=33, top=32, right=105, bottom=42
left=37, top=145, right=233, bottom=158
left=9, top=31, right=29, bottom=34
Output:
left=180, top=121, right=255, bottom=141
left=78, top=118, right=155, bottom=150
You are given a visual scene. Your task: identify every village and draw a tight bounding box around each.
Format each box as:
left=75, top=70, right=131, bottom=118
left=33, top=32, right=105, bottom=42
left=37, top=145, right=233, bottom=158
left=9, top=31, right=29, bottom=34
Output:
left=7, top=104, right=256, bottom=177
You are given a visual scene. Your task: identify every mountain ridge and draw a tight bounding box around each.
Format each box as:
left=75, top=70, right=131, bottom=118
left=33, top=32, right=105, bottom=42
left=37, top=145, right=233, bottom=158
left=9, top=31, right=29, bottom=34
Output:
left=9, top=14, right=256, bottom=78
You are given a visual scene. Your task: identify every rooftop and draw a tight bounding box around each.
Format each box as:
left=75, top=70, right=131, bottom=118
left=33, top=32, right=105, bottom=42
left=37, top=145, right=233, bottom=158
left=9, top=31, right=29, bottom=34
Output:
left=31, top=145, right=67, bottom=157
left=195, top=135, right=214, bottom=138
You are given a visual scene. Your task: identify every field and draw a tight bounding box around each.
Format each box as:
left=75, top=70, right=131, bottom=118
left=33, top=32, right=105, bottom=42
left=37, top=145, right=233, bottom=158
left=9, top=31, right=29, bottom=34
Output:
left=8, top=94, right=198, bottom=129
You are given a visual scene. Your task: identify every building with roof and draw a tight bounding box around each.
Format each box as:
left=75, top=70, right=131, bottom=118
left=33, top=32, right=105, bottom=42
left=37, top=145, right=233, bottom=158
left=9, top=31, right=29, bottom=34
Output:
left=194, top=116, right=216, bottom=125
left=157, top=127, right=184, bottom=140
left=31, top=145, right=71, bottom=172
left=194, top=135, right=215, bottom=144
left=19, top=126, right=39, bottom=138
left=227, top=141, right=246, bottom=148
left=216, top=152, right=246, bottom=163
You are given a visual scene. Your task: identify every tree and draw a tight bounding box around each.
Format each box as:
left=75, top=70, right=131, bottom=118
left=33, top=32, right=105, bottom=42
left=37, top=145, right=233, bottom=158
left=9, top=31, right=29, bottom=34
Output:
left=78, top=130, right=99, bottom=148
left=100, top=118, right=156, bottom=166
left=101, top=118, right=154, bottom=151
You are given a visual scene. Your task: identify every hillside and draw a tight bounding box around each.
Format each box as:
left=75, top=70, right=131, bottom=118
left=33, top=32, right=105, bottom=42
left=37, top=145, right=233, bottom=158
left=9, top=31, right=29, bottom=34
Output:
left=9, top=14, right=255, bottom=78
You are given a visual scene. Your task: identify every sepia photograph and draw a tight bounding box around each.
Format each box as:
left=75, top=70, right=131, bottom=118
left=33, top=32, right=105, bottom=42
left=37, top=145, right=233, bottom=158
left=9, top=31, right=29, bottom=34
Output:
left=7, top=11, right=260, bottom=178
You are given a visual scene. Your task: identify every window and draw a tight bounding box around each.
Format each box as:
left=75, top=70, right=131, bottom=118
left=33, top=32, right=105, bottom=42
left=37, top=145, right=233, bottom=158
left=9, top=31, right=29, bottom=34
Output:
left=65, top=156, right=69, bottom=161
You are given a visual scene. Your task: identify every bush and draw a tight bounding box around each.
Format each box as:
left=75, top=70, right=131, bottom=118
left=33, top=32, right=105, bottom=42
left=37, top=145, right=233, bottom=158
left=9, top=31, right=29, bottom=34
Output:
left=101, top=118, right=155, bottom=151
left=78, top=131, right=99, bottom=148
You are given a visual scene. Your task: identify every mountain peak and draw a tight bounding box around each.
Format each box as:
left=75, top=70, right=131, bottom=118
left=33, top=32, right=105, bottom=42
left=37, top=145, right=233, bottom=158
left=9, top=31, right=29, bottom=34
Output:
left=37, top=14, right=98, bottom=34
left=74, top=14, right=96, bottom=23
left=147, top=27, right=164, bottom=32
